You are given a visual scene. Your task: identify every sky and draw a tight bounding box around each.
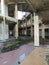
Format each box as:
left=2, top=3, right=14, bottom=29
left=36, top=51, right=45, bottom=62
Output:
left=18, top=11, right=25, bottom=20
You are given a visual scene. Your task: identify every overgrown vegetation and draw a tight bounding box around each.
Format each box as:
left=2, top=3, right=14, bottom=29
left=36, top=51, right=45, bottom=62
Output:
left=1, top=37, right=34, bottom=53
left=1, top=36, right=49, bottom=53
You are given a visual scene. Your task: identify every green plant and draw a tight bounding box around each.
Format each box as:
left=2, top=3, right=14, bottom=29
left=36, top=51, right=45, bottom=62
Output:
left=1, top=37, right=34, bottom=53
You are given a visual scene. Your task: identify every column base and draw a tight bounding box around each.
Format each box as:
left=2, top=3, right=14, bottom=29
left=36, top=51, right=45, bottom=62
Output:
left=34, top=45, right=40, bottom=49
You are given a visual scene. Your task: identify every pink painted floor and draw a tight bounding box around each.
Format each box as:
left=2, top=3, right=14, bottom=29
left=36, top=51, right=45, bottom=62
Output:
left=0, top=43, right=33, bottom=65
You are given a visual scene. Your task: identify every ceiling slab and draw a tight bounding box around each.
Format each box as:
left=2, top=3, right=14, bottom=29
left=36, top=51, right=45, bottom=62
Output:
left=5, top=0, right=49, bottom=23
left=25, top=0, right=49, bottom=23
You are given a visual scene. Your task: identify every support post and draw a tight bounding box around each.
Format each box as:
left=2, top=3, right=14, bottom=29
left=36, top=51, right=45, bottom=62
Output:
left=1, top=0, right=6, bottom=41
left=2, top=20, right=5, bottom=41
left=1, top=0, right=5, bottom=15
left=14, top=4, right=18, bottom=39
left=34, top=13, right=39, bottom=46
left=26, top=20, right=27, bottom=36
left=42, top=23, right=45, bottom=39
left=30, top=14, right=33, bottom=37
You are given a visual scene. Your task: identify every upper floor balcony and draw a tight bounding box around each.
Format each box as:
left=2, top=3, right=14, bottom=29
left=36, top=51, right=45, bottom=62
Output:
left=0, top=0, right=18, bottom=23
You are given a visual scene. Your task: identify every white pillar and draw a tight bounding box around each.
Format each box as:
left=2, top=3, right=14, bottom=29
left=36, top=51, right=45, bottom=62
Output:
left=34, top=13, right=39, bottom=46
left=2, top=21, right=5, bottom=41
left=1, top=0, right=5, bottom=15
left=42, top=24, right=45, bottom=39
left=1, top=0, right=6, bottom=41
left=14, top=4, right=18, bottom=39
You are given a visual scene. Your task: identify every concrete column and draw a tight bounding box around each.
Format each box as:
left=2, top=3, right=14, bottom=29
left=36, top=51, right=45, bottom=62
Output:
left=42, top=23, right=45, bottom=39
left=26, top=20, right=27, bottom=36
left=2, top=20, right=6, bottom=41
left=5, top=4, right=8, bottom=16
left=14, top=4, right=18, bottom=39
left=34, top=13, right=39, bottom=46
left=1, top=0, right=6, bottom=41
left=30, top=14, right=33, bottom=37
left=1, top=0, right=5, bottom=15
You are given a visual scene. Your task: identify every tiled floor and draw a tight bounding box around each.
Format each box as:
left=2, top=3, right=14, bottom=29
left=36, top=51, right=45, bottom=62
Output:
left=20, top=46, right=49, bottom=65
left=0, top=42, right=34, bottom=65
left=0, top=42, right=49, bottom=65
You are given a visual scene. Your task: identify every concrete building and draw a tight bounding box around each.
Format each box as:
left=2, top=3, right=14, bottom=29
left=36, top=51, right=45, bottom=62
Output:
left=0, top=0, right=49, bottom=46
left=18, top=0, right=49, bottom=46
left=0, top=1, right=49, bottom=65
left=0, top=0, right=18, bottom=41
left=19, top=13, right=49, bottom=38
